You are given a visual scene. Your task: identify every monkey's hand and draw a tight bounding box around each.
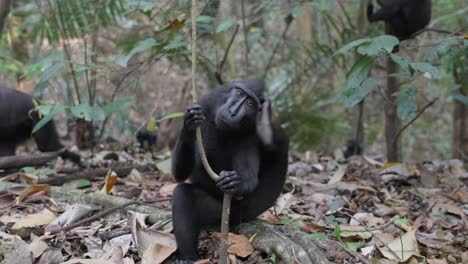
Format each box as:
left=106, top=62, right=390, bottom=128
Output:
left=216, top=171, right=244, bottom=195
left=182, top=104, right=205, bottom=138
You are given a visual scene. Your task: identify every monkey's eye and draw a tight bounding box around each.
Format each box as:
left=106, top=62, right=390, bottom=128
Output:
left=246, top=99, right=254, bottom=107
left=237, top=92, right=244, bottom=98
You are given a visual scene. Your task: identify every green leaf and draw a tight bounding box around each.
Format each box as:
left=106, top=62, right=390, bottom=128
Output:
left=357, top=35, right=399, bottom=56
left=345, top=242, right=364, bottom=250
left=116, top=38, right=158, bottom=67
left=409, top=62, right=441, bottom=80
left=333, top=224, right=342, bottom=241
left=390, top=54, right=410, bottom=72
left=163, top=36, right=187, bottom=51
left=334, top=38, right=370, bottom=56
left=344, top=56, right=375, bottom=105
left=308, top=232, right=327, bottom=240
left=32, top=104, right=67, bottom=134
left=393, top=217, right=409, bottom=225
left=40, top=62, right=68, bottom=82
left=344, top=77, right=380, bottom=108
left=71, top=104, right=106, bottom=121
left=396, top=86, right=418, bottom=120
left=22, top=167, right=37, bottom=174
left=451, top=94, right=468, bottom=105
left=146, top=120, right=158, bottom=132
left=215, top=19, right=237, bottom=33
left=102, top=96, right=133, bottom=115
left=157, top=111, right=184, bottom=122
left=196, top=15, right=215, bottom=23
left=330, top=199, right=340, bottom=212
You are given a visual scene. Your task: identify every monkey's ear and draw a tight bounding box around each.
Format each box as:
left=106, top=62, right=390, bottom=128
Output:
left=256, top=98, right=273, bottom=147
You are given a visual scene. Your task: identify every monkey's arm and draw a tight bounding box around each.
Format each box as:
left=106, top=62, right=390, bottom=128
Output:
left=172, top=105, right=204, bottom=182
left=217, top=143, right=260, bottom=196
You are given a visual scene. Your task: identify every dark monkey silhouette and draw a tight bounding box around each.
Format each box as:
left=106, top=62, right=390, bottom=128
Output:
left=367, top=0, right=432, bottom=40
left=0, top=87, right=81, bottom=164
left=171, top=78, right=289, bottom=263
left=136, top=122, right=158, bottom=150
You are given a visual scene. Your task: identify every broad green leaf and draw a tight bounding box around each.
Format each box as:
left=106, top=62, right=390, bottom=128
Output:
left=71, top=104, right=106, bottom=121
left=393, top=217, right=409, bottom=225
left=158, top=111, right=185, bottom=122
left=308, top=232, right=327, bottom=240
left=345, top=77, right=380, bottom=108
left=163, top=36, right=187, bottom=51
left=334, top=38, right=370, bottom=56
left=126, top=0, right=156, bottom=12
left=357, top=35, right=399, bottom=56
left=390, top=54, right=410, bottom=72
left=344, top=56, right=375, bottom=99
left=215, top=19, right=237, bottom=33
left=409, top=62, right=441, bottom=80
left=40, top=62, right=68, bottom=82
left=346, top=242, right=364, bottom=250
left=452, top=94, right=468, bottom=105
left=22, top=167, right=37, bottom=174
left=196, top=15, right=215, bottom=23
left=116, top=38, right=158, bottom=67
left=32, top=104, right=67, bottom=134
left=102, top=96, right=133, bottom=115
left=396, top=86, right=417, bottom=120
left=334, top=224, right=341, bottom=241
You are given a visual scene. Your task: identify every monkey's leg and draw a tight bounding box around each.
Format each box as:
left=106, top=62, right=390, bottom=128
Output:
left=172, top=183, right=223, bottom=261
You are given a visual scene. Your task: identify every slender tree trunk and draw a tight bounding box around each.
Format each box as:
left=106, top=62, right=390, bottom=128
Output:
left=384, top=43, right=401, bottom=162
left=453, top=67, right=468, bottom=160
left=0, top=0, right=10, bottom=35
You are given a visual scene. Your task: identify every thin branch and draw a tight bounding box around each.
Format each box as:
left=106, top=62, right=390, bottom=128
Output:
left=392, top=97, right=439, bottom=145
left=215, top=24, right=240, bottom=84
left=263, top=15, right=293, bottom=79
left=241, top=0, right=249, bottom=70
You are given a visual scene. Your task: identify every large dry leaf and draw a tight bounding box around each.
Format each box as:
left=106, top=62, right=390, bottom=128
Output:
left=377, top=230, right=420, bottom=262
left=339, top=225, right=373, bottom=239
left=17, top=184, right=50, bottom=203
left=12, top=211, right=56, bottom=231
left=99, top=171, right=118, bottom=194
left=159, top=183, right=177, bottom=196
left=212, top=232, right=254, bottom=258
left=30, top=240, right=49, bottom=259
left=142, top=243, right=177, bottom=264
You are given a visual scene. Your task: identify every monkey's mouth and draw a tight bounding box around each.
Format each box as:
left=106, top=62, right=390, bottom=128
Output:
left=217, top=116, right=235, bottom=129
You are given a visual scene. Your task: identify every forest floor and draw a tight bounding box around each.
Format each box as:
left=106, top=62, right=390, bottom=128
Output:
left=0, top=144, right=466, bottom=264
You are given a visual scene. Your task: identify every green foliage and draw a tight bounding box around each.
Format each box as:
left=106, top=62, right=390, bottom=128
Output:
left=396, top=86, right=418, bottom=120
left=393, top=217, right=408, bottom=225
left=308, top=232, right=328, bottom=240
left=116, top=38, right=159, bottom=67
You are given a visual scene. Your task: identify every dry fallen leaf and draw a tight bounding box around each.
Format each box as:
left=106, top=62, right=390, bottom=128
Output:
left=339, top=225, right=373, bottom=240
left=141, top=243, right=176, bottom=264
left=212, top=232, right=254, bottom=258
left=378, top=230, right=420, bottom=262
left=100, top=171, right=118, bottom=194
left=12, top=211, right=57, bottom=231
left=159, top=183, right=177, bottom=196
left=300, top=220, right=328, bottom=233
left=17, top=184, right=50, bottom=203
left=427, top=259, right=448, bottom=264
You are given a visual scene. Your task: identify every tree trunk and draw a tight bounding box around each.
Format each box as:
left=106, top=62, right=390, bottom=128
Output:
left=453, top=67, right=468, bottom=160
left=75, top=118, right=95, bottom=149
left=0, top=0, right=10, bottom=35
left=384, top=22, right=401, bottom=162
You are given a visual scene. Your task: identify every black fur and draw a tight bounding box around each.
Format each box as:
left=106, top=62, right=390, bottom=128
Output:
left=136, top=123, right=158, bottom=149
left=171, top=78, right=289, bottom=262
left=0, top=87, right=81, bottom=164
left=367, top=0, right=432, bottom=40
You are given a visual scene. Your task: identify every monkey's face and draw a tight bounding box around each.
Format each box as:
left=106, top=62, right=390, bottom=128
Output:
left=215, top=88, right=258, bottom=132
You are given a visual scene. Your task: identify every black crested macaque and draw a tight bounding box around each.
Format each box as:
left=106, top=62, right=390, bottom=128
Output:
left=0, top=87, right=81, bottom=165
left=367, top=0, right=432, bottom=40
left=136, top=122, right=158, bottom=150
left=343, top=140, right=363, bottom=159
left=171, top=78, right=289, bottom=263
